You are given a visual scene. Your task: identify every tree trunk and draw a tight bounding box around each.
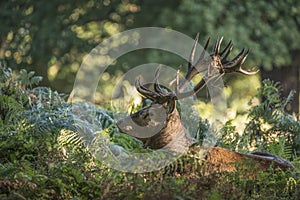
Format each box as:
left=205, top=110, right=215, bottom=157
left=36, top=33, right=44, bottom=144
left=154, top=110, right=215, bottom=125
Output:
left=260, top=50, right=300, bottom=114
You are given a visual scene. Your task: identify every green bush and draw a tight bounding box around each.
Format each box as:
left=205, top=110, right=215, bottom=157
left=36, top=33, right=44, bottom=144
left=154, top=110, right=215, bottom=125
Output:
left=0, top=65, right=299, bottom=199
left=219, top=79, right=300, bottom=160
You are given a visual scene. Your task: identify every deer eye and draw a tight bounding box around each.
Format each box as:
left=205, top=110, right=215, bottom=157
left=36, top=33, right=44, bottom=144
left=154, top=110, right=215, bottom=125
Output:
left=141, top=112, right=148, bottom=119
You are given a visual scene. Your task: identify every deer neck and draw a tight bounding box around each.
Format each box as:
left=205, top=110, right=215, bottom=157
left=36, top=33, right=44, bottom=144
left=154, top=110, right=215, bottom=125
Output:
left=143, top=109, right=195, bottom=153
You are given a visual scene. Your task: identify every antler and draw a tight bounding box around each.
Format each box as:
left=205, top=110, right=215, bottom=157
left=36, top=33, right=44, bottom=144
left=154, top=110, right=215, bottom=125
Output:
left=134, top=34, right=258, bottom=102
left=175, top=35, right=258, bottom=99
left=135, top=69, right=176, bottom=104
left=212, top=36, right=258, bottom=75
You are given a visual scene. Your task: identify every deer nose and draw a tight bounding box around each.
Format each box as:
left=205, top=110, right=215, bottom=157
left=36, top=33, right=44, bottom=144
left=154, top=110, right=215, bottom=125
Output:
left=116, top=119, right=126, bottom=132
left=116, top=118, right=136, bottom=134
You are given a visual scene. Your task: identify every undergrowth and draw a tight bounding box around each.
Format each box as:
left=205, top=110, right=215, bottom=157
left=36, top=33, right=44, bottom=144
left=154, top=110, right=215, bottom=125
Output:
left=0, top=64, right=299, bottom=199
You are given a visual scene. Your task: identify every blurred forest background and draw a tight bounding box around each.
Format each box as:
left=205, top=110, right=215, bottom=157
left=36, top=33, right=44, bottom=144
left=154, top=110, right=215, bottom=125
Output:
left=1, top=0, right=300, bottom=113
left=1, top=1, right=300, bottom=198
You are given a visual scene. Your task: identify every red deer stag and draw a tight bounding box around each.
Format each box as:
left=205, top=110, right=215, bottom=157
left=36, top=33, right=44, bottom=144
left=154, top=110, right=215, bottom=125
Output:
left=116, top=34, right=294, bottom=174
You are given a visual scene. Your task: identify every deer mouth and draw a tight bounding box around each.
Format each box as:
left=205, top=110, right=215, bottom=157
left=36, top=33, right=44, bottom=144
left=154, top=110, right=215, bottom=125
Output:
left=116, top=119, right=133, bottom=133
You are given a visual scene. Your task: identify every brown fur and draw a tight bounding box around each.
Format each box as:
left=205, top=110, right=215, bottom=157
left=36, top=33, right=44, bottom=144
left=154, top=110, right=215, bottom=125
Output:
left=189, top=146, right=294, bottom=175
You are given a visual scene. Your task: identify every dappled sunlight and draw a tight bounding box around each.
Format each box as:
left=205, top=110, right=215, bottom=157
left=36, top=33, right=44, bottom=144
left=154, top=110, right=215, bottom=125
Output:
left=1, top=0, right=299, bottom=199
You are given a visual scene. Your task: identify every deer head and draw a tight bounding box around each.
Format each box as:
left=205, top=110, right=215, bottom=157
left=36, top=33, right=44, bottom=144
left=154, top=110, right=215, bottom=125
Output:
left=116, top=34, right=258, bottom=153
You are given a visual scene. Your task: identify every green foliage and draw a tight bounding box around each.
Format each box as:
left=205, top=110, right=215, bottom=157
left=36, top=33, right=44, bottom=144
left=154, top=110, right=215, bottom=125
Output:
left=0, top=65, right=102, bottom=198
left=243, top=79, right=300, bottom=156
left=155, top=0, right=300, bottom=69
left=1, top=0, right=299, bottom=95
left=219, top=120, right=240, bottom=151
left=0, top=0, right=135, bottom=91
left=219, top=79, right=300, bottom=161
left=0, top=66, right=299, bottom=199
left=111, top=132, right=143, bottom=152
left=17, top=69, right=43, bottom=89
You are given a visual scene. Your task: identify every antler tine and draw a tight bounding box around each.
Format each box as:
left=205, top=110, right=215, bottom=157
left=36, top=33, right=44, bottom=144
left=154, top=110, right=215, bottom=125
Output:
left=213, top=37, right=223, bottom=56
left=188, top=33, right=199, bottom=70
left=175, top=69, right=180, bottom=99
left=186, top=37, right=210, bottom=82
left=219, top=40, right=232, bottom=56
left=154, top=68, right=168, bottom=96
left=223, top=48, right=246, bottom=68
left=221, top=44, right=233, bottom=63
left=199, top=37, right=210, bottom=62
left=235, top=52, right=259, bottom=75
left=223, top=49, right=259, bottom=75
left=235, top=49, right=249, bottom=67
left=185, top=34, right=200, bottom=82
left=219, top=40, right=233, bottom=63
left=237, top=67, right=259, bottom=75
left=135, top=77, right=160, bottom=101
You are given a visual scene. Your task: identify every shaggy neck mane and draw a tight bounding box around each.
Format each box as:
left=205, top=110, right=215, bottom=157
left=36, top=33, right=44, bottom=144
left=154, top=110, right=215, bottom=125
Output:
left=143, top=109, right=195, bottom=153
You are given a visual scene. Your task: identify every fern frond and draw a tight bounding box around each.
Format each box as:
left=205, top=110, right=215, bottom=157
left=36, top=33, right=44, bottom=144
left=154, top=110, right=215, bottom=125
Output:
left=58, top=129, right=85, bottom=154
